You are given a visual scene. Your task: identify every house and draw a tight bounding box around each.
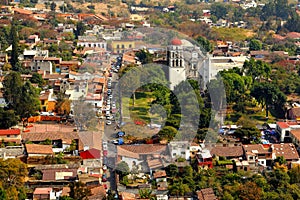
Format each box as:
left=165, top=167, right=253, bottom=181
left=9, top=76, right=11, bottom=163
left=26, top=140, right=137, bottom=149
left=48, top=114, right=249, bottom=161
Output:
left=210, top=145, right=244, bottom=160
left=189, top=143, right=202, bottom=159
left=0, top=146, right=23, bottom=159
left=110, top=40, right=135, bottom=54
left=276, top=121, right=300, bottom=142
left=0, top=129, right=22, bottom=144
left=80, top=148, right=102, bottom=172
left=77, top=36, right=107, bottom=50
left=119, top=191, right=136, bottom=200
left=153, top=170, right=168, bottom=200
left=33, top=187, right=62, bottom=200
left=153, top=170, right=167, bottom=182
left=197, top=188, right=217, bottom=200
left=34, top=164, right=79, bottom=181
left=290, top=129, right=300, bottom=149
left=31, top=60, right=53, bottom=74
left=273, top=143, right=299, bottom=167
left=168, top=141, right=190, bottom=161
left=27, top=35, right=40, bottom=44
left=116, top=144, right=168, bottom=173
left=288, top=107, right=300, bottom=121
left=25, top=144, right=53, bottom=157
left=243, top=144, right=275, bottom=168
left=195, top=149, right=213, bottom=169
left=39, top=89, right=56, bottom=112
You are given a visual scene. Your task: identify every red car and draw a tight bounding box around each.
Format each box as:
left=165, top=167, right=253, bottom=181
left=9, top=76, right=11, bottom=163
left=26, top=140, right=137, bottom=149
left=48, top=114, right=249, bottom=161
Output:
left=103, top=184, right=108, bottom=189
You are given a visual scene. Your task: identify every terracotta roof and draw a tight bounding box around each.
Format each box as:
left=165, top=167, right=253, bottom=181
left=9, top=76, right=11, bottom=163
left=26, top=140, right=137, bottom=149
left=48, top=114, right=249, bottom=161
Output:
left=33, top=188, right=52, bottom=195
left=120, top=192, right=136, bottom=200
left=250, top=50, right=270, bottom=56
left=61, top=187, right=70, bottom=196
left=13, top=7, right=33, bottom=15
left=210, top=146, right=243, bottom=158
left=118, top=144, right=167, bottom=154
left=291, top=129, right=300, bottom=142
left=25, top=144, right=53, bottom=155
left=243, top=144, right=272, bottom=154
left=153, top=170, right=166, bottom=179
left=290, top=107, right=300, bottom=118
left=39, top=91, right=50, bottom=100
left=89, top=186, right=106, bottom=200
left=147, top=158, right=163, bottom=169
left=22, top=131, right=79, bottom=145
left=286, top=32, right=300, bottom=39
left=197, top=188, right=217, bottom=200
left=34, top=56, right=61, bottom=61
left=0, top=129, right=20, bottom=136
left=273, top=143, right=299, bottom=160
left=277, top=122, right=290, bottom=129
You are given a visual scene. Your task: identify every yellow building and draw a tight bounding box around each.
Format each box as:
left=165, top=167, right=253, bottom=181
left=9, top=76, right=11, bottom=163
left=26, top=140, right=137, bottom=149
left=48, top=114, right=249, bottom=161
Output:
left=110, top=41, right=135, bottom=54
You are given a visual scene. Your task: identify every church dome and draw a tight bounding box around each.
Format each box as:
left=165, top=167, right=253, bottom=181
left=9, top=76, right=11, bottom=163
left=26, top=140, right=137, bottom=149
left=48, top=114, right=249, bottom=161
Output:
left=170, top=38, right=182, bottom=45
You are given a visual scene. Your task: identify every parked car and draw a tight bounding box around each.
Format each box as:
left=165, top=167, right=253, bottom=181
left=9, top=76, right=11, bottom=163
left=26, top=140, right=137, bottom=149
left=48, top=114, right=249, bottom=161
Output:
left=102, top=174, right=107, bottom=182
left=106, top=120, right=112, bottom=125
left=107, top=89, right=112, bottom=95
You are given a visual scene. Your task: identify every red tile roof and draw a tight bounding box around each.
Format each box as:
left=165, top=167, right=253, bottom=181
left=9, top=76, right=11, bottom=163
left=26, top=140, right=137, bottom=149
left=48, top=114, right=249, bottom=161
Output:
left=80, top=148, right=101, bottom=159
left=153, top=170, right=166, bottom=179
left=277, top=122, right=290, bottom=129
left=197, top=188, right=217, bottom=200
left=290, top=129, right=300, bottom=142
left=25, top=144, right=53, bottom=155
left=33, top=188, right=52, bottom=195
left=273, top=143, right=299, bottom=160
left=210, top=146, right=243, bottom=158
left=0, top=129, right=20, bottom=135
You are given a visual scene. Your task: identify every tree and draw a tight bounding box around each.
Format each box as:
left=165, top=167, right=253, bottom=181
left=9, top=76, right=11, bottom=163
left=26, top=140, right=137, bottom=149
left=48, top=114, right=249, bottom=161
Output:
left=242, top=58, right=271, bottom=81
left=3, top=73, right=40, bottom=125
left=158, top=126, right=177, bottom=141
left=196, top=36, right=213, bottom=53
left=238, top=181, right=262, bottom=200
left=10, top=20, right=20, bottom=71
left=210, top=3, right=228, bottom=19
left=249, top=39, right=262, bottom=51
left=30, top=72, right=44, bottom=87
left=56, top=93, right=71, bottom=115
left=135, top=49, right=153, bottom=64
left=251, top=82, right=286, bottom=118
left=75, top=21, right=86, bottom=39
left=50, top=2, right=56, bottom=12
left=0, top=158, right=27, bottom=199
left=116, top=161, right=130, bottom=178
left=138, top=189, right=152, bottom=199
left=69, top=181, right=91, bottom=200
left=0, top=108, right=18, bottom=129
left=2, top=63, right=12, bottom=71
left=165, top=164, right=178, bottom=177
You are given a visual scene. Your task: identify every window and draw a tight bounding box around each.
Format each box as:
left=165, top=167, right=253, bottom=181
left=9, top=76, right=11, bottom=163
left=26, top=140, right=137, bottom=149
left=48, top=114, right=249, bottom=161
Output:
left=121, top=44, right=125, bottom=48
left=117, top=45, right=120, bottom=49
left=129, top=44, right=132, bottom=48
left=181, top=152, right=185, bottom=155
left=173, top=153, right=177, bottom=156
left=7, top=135, right=10, bottom=137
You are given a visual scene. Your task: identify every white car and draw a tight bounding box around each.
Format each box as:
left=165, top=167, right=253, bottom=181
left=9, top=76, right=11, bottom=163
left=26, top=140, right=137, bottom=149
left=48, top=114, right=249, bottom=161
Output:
left=112, top=103, right=116, bottom=109
left=106, top=111, right=110, bottom=116
left=102, top=141, right=108, bottom=150
left=107, top=89, right=112, bottom=95
left=106, top=120, right=112, bottom=125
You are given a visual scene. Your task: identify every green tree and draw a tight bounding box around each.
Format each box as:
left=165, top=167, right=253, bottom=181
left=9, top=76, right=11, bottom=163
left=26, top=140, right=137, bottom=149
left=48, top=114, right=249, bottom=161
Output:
left=242, top=58, right=271, bottom=81
left=165, top=164, right=178, bottom=177
left=138, top=189, right=152, bottom=199
left=3, top=72, right=23, bottom=111
left=210, top=3, right=228, bottom=19
left=116, top=161, right=130, bottom=179
left=158, top=126, right=177, bottom=141
left=196, top=36, right=213, bottom=53
left=10, top=20, right=20, bottom=71
left=249, top=39, right=262, bottom=51
left=135, top=49, right=153, bottom=64
left=75, top=21, right=86, bottom=39
left=50, top=2, right=56, bottom=11
left=0, top=108, right=18, bottom=129
left=30, top=72, right=44, bottom=87
left=251, top=82, right=286, bottom=118
left=69, top=181, right=91, bottom=200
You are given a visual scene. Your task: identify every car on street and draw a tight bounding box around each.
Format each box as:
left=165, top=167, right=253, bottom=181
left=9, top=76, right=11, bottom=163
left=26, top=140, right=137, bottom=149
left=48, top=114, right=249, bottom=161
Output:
left=107, top=89, right=112, bottom=95
left=106, top=120, right=112, bottom=125
left=106, top=111, right=110, bottom=116
left=102, top=174, right=107, bottom=182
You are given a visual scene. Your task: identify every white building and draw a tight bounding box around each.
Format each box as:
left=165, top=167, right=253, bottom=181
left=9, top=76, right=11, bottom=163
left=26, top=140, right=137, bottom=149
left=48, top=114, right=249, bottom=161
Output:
left=168, top=141, right=190, bottom=160
left=77, top=36, right=107, bottom=50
